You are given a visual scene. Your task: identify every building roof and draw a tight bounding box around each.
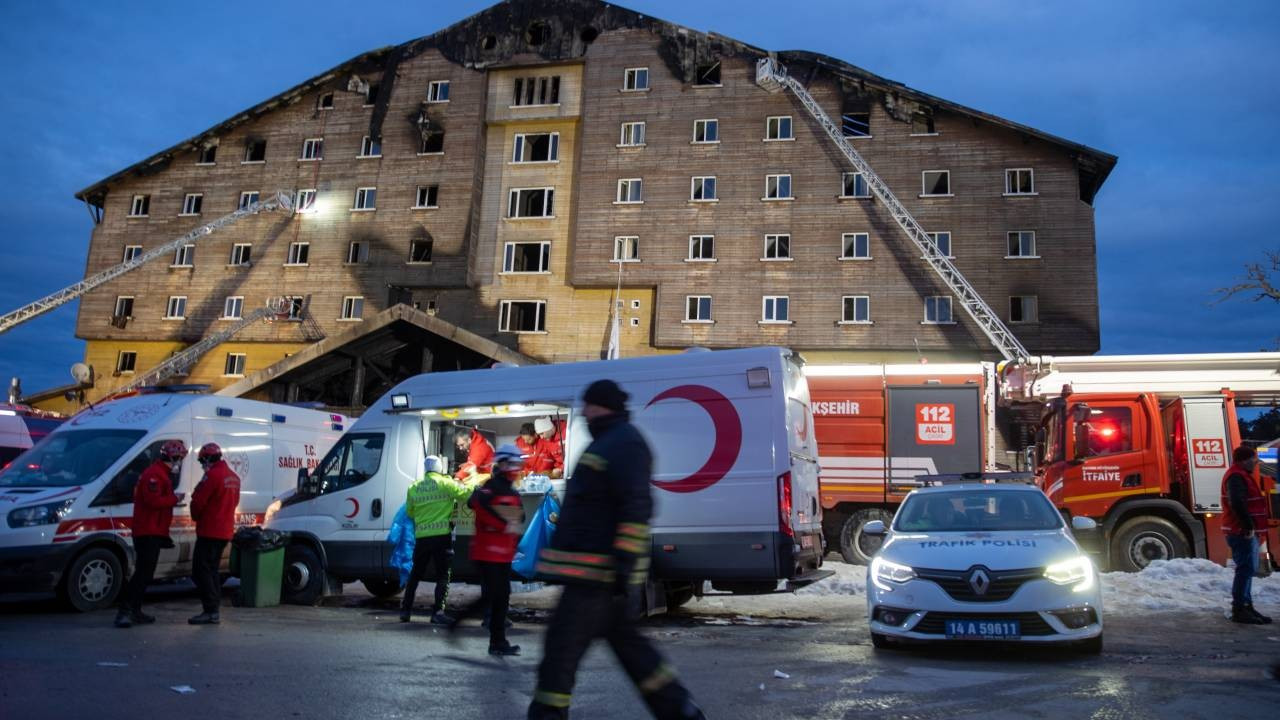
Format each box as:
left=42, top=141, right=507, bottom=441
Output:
left=76, top=0, right=1117, bottom=207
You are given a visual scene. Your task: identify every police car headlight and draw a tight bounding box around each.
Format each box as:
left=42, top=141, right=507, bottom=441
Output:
left=871, top=556, right=916, bottom=591
left=1044, top=555, right=1095, bottom=592
left=7, top=499, right=75, bottom=528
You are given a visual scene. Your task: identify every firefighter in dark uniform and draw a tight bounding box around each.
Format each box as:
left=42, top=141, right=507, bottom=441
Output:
left=528, top=380, right=704, bottom=720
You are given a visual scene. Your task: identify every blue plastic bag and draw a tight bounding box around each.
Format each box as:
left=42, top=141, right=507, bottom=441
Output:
left=512, top=490, right=560, bottom=580
left=386, top=504, right=416, bottom=586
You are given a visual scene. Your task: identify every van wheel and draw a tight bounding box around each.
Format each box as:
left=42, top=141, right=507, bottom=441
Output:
left=361, top=578, right=402, bottom=599
left=62, top=548, right=124, bottom=612
left=870, top=632, right=892, bottom=650
left=283, top=545, right=325, bottom=606
left=1110, top=517, right=1189, bottom=572
left=839, top=509, right=893, bottom=565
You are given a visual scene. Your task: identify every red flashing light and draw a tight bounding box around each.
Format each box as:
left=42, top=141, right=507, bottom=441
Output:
left=778, top=471, right=794, bottom=538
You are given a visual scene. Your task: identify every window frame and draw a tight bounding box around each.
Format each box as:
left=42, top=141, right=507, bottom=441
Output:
left=427, top=80, right=450, bottom=103
left=687, top=235, right=715, bottom=262
left=841, top=111, right=871, bottom=138
left=347, top=241, right=368, bottom=265
left=763, top=234, right=792, bottom=261
left=223, top=352, right=247, bottom=378
left=128, top=195, right=150, bottom=218
left=622, top=67, right=650, bottom=92
left=353, top=187, right=377, bottom=212
left=238, top=191, right=260, bottom=210
left=498, top=300, right=548, bottom=333
left=511, top=132, right=560, bottom=164
left=228, top=243, right=252, bottom=267
left=294, top=189, right=317, bottom=214
left=840, top=232, right=871, bottom=260
left=761, top=295, right=791, bottom=324
left=1006, top=230, right=1038, bottom=259
left=222, top=296, right=244, bottom=320
left=358, top=136, right=382, bottom=159
left=196, top=145, right=217, bottom=165
left=615, top=178, right=644, bottom=204
left=501, top=241, right=551, bottom=274
left=506, top=187, right=555, bottom=219
left=927, top=231, right=953, bottom=259
left=408, top=238, right=434, bottom=264
left=924, top=295, right=954, bottom=325
left=414, top=185, right=439, bottom=209
left=300, top=137, right=324, bottom=161
left=840, top=172, right=871, bottom=198
left=164, top=296, right=187, bottom=320
left=921, top=170, right=952, bottom=197
left=692, top=118, right=719, bottom=144
left=317, top=92, right=334, bottom=110
left=180, top=193, right=203, bottom=216
left=910, top=113, right=937, bottom=136
left=113, top=296, right=134, bottom=320
left=242, top=139, right=267, bottom=164
left=116, top=350, right=138, bottom=374
left=840, top=295, right=872, bottom=325
left=1005, top=168, right=1036, bottom=196
left=122, top=245, right=142, bottom=263
left=1009, top=295, right=1039, bottom=324
left=764, top=174, right=793, bottom=200
left=418, top=130, right=445, bottom=155
left=684, top=295, right=713, bottom=323
left=690, top=176, right=718, bottom=202
left=339, top=296, right=365, bottom=321
left=612, top=236, right=640, bottom=263
left=765, top=115, right=794, bottom=142
left=171, top=244, right=195, bottom=268
left=286, top=241, right=311, bottom=267
left=285, top=296, right=305, bottom=321
left=511, top=76, right=561, bottom=107
left=619, top=121, right=646, bottom=147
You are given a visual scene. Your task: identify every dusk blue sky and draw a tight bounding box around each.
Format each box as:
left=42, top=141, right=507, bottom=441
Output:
left=0, top=1, right=1276, bottom=394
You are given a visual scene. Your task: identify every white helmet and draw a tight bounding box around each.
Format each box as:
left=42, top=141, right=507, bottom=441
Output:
left=423, top=455, right=445, bottom=475
left=493, top=443, right=525, bottom=472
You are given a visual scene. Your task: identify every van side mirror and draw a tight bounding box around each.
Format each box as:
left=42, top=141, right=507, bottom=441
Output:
left=863, top=520, right=887, bottom=536
left=297, top=467, right=318, bottom=495
left=1071, top=516, right=1098, bottom=532
left=1073, top=424, right=1090, bottom=462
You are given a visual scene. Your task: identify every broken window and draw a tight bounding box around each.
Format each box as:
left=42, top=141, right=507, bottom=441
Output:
left=409, top=239, right=433, bottom=263
left=415, top=185, right=439, bottom=208
left=503, top=241, right=550, bottom=273
left=842, top=295, right=871, bottom=324
left=623, top=68, right=649, bottom=91
left=695, top=62, right=721, bottom=86
left=690, top=176, right=716, bottom=201
left=116, top=351, right=137, bottom=373
left=318, top=92, right=334, bottom=110
left=294, top=189, right=317, bottom=213
left=222, top=296, right=243, bottom=320
left=924, top=296, right=953, bottom=324
left=353, top=187, right=377, bottom=211
left=616, top=179, right=643, bottom=203
left=765, top=174, right=792, bottom=200
left=513, top=76, right=560, bottom=106
left=765, top=116, right=793, bottom=141
left=286, top=242, right=310, bottom=265
left=347, top=241, right=368, bottom=264
left=340, top=297, right=364, bottom=320
left=181, top=193, right=203, bottom=216
left=922, top=170, right=951, bottom=196
left=1005, top=168, right=1035, bottom=195
left=841, top=172, right=870, bottom=198
left=762, top=296, right=790, bottom=322
left=172, top=244, right=194, bottom=267
left=927, top=231, right=952, bottom=257
left=841, top=233, right=870, bottom=260
left=301, top=138, right=323, bottom=160
left=364, top=83, right=380, bottom=106
left=619, top=121, right=646, bottom=146
left=165, top=296, right=187, bottom=319
left=693, top=119, right=718, bottom=143
left=286, top=297, right=305, bottom=320
left=911, top=113, right=936, bottom=135
left=230, top=244, right=251, bottom=266
left=223, top=353, right=247, bottom=376
left=1010, top=296, right=1038, bottom=323
left=764, top=234, right=791, bottom=260
left=359, top=136, right=382, bottom=157
left=239, top=191, right=260, bottom=210
left=129, top=195, right=150, bottom=217
left=244, top=139, right=267, bottom=163
left=114, top=296, right=134, bottom=320
left=685, top=296, right=712, bottom=322
left=499, top=300, right=546, bottom=333
left=613, top=236, right=639, bottom=262
left=419, top=130, right=444, bottom=154
left=842, top=112, right=870, bottom=138
left=507, top=188, right=554, bottom=218
left=428, top=80, right=450, bottom=103
left=1007, top=231, right=1036, bottom=258
left=122, top=245, right=142, bottom=263
left=512, top=132, right=558, bottom=162
left=197, top=145, right=217, bottom=164
left=688, top=235, right=714, bottom=261
left=526, top=22, right=548, bottom=46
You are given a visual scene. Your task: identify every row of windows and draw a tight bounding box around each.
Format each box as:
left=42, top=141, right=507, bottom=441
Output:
left=127, top=235, right=436, bottom=269
left=128, top=185, right=441, bottom=219
left=115, top=349, right=253, bottom=378
left=600, top=230, right=1040, bottom=263
left=183, top=127, right=446, bottom=178
left=492, top=294, right=1039, bottom=334
left=113, top=294, right=365, bottom=324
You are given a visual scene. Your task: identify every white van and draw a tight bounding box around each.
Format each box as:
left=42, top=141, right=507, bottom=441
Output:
left=269, top=347, right=829, bottom=607
left=0, top=392, right=348, bottom=611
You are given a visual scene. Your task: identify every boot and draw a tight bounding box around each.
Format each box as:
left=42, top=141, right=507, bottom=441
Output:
left=1246, top=605, right=1273, bottom=624
left=188, top=612, right=221, bottom=625
left=132, top=609, right=157, bottom=625
left=488, top=642, right=521, bottom=656
left=1230, top=607, right=1266, bottom=624
left=527, top=702, right=570, bottom=720
left=399, top=610, right=411, bottom=623
left=430, top=610, right=456, bottom=627
left=113, top=611, right=133, bottom=629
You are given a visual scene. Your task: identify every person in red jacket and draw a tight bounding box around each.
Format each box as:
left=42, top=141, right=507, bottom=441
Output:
left=188, top=442, right=241, bottom=625
left=528, top=417, right=565, bottom=478
left=454, top=426, right=495, bottom=481
left=1222, top=445, right=1271, bottom=625
left=114, top=440, right=187, bottom=628
left=450, top=443, right=526, bottom=655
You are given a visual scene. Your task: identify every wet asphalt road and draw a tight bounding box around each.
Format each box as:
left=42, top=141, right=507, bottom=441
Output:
left=2, top=581, right=1279, bottom=720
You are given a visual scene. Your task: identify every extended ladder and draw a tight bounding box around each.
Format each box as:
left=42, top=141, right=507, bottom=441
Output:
left=755, top=58, right=1029, bottom=362
left=0, top=191, right=294, bottom=334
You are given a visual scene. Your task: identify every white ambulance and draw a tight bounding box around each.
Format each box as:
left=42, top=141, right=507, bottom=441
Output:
left=268, top=347, right=829, bottom=608
left=0, top=392, right=348, bottom=611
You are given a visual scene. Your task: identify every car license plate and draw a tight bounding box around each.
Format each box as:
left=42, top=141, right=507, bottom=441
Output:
left=944, top=619, right=1021, bottom=640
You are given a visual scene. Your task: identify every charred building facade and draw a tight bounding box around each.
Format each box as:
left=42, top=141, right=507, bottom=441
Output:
left=66, top=0, right=1114, bottom=410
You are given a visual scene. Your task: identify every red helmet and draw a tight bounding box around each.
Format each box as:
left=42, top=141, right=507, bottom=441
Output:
left=197, top=442, right=222, bottom=465
left=159, top=440, right=188, bottom=461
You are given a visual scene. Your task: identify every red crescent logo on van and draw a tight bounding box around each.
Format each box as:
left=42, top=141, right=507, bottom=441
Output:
left=645, top=385, right=742, bottom=494
left=344, top=497, right=360, bottom=518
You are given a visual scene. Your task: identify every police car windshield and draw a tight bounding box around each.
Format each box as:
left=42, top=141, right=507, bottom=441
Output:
left=894, top=489, right=1062, bottom=532
left=0, top=430, right=146, bottom=488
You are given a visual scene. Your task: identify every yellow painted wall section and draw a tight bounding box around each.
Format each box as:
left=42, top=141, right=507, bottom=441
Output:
left=80, top=340, right=308, bottom=402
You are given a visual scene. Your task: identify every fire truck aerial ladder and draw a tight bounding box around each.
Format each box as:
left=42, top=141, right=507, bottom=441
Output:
left=754, top=57, right=1031, bottom=363
left=0, top=191, right=294, bottom=335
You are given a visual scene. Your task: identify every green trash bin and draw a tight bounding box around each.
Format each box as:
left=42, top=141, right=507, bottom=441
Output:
left=231, top=527, right=288, bottom=607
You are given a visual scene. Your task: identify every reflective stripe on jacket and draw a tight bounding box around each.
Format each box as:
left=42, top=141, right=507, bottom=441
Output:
left=406, top=471, right=474, bottom=538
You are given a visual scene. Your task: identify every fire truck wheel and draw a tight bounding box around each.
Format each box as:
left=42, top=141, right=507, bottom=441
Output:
left=839, top=509, right=894, bottom=565
left=61, top=547, right=124, bottom=613
left=1110, top=517, right=1189, bottom=572
left=282, top=544, right=325, bottom=605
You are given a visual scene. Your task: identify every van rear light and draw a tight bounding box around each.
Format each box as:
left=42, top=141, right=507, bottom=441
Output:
left=778, top=471, right=794, bottom=537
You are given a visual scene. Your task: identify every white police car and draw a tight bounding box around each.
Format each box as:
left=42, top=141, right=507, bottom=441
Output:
left=865, top=478, right=1103, bottom=653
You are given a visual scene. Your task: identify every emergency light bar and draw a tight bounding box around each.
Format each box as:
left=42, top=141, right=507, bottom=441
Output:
left=910, top=472, right=1036, bottom=487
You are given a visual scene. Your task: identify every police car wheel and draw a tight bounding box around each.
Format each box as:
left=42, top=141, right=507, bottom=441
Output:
left=283, top=545, right=324, bottom=606
left=63, top=548, right=124, bottom=612
left=870, top=632, right=892, bottom=650
left=839, top=509, right=893, bottom=565
left=1110, top=517, right=1189, bottom=573
left=361, top=578, right=402, bottom=598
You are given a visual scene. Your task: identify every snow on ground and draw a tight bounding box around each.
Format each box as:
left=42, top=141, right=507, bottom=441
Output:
left=1101, top=558, right=1280, bottom=614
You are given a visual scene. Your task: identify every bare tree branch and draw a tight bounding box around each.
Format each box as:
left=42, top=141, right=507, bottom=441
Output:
left=1212, top=250, right=1280, bottom=305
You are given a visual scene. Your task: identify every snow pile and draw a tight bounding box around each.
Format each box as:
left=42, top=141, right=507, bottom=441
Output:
left=797, top=560, right=866, bottom=599
left=1102, top=558, right=1280, bottom=614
